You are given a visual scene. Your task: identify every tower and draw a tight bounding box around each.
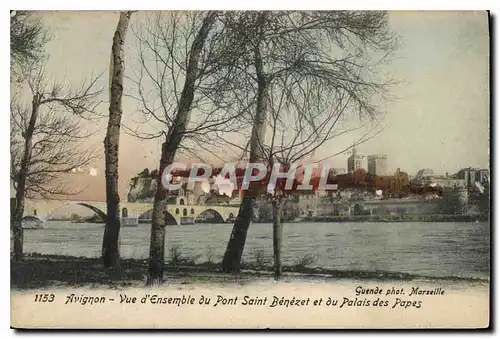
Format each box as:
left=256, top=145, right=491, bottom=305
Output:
left=367, top=154, right=388, bottom=176
left=347, top=145, right=363, bottom=173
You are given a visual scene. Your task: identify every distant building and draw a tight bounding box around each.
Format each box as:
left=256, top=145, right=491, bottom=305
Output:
left=347, top=147, right=363, bottom=173
left=282, top=198, right=301, bottom=220
left=478, top=169, right=490, bottom=183
left=441, top=186, right=468, bottom=215
left=390, top=168, right=410, bottom=195
left=452, top=168, right=489, bottom=215
left=367, top=154, right=388, bottom=176
left=365, top=168, right=410, bottom=197
left=411, top=169, right=466, bottom=189
left=330, top=168, right=346, bottom=176
left=415, top=168, right=434, bottom=178
left=296, top=192, right=319, bottom=217
left=253, top=196, right=302, bottom=222
left=454, top=167, right=490, bottom=186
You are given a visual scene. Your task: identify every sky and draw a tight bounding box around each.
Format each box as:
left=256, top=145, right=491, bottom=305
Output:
left=21, top=10, right=490, bottom=201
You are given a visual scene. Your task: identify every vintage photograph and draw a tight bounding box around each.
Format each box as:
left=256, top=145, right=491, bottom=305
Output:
left=10, top=10, right=490, bottom=329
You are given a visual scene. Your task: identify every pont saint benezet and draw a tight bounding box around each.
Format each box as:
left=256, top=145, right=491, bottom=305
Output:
left=240, top=295, right=313, bottom=308
left=214, top=295, right=312, bottom=308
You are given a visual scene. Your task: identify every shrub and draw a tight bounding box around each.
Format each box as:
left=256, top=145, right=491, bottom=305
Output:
left=168, top=245, right=183, bottom=267
left=205, top=246, right=214, bottom=264
left=252, top=249, right=271, bottom=268
left=295, top=253, right=318, bottom=268
left=168, top=245, right=201, bottom=267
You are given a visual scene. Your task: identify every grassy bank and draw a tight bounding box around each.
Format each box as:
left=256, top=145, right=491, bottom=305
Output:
left=11, top=253, right=488, bottom=290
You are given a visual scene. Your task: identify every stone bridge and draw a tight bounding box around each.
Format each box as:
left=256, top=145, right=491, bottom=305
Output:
left=23, top=199, right=240, bottom=226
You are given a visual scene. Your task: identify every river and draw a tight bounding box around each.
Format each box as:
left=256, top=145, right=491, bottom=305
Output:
left=21, top=221, right=490, bottom=279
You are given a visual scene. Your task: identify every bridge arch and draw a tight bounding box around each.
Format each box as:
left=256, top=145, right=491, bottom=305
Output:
left=137, top=209, right=179, bottom=226
left=19, top=215, right=45, bottom=229
left=22, top=215, right=42, bottom=223
left=194, top=208, right=226, bottom=223
left=23, top=201, right=107, bottom=223
left=75, top=203, right=107, bottom=221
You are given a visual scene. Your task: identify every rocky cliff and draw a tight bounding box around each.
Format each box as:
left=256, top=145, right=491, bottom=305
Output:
left=127, top=169, right=157, bottom=202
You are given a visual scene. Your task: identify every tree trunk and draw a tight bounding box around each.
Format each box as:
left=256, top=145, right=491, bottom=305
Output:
left=220, top=79, right=268, bottom=271
left=12, top=190, right=25, bottom=261
left=147, top=12, right=217, bottom=285
left=272, top=198, right=283, bottom=280
left=148, top=141, right=174, bottom=286
left=220, top=195, right=254, bottom=271
left=102, top=12, right=132, bottom=268
left=12, top=96, right=40, bottom=261
left=221, top=23, right=268, bottom=272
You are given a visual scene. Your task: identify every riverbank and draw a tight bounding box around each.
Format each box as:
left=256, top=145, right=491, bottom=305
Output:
left=11, top=253, right=488, bottom=290
left=33, top=213, right=488, bottom=229
left=292, top=213, right=488, bottom=223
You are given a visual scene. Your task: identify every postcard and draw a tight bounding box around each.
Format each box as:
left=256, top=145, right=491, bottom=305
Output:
left=10, top=10, right=490, bottom=329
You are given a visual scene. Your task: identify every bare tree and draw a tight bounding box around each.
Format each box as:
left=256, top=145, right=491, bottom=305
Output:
left=10, top=11, right=49, bottom=83
left=129, top=11, right=239, bottom=284
left=220, top=11, right=398, bottom=272
left=126, top=12, right=247, bottom=153
left=102, top=11, right=133, bottom=269
left=10, top=61, right=102, bottom=261
left=263, top=75, right=385, bottom=279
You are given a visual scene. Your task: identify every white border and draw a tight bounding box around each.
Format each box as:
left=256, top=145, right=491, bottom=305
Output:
left=2, top=1, right=497, bottom=338
left=3, top=1, right=498, bottom=11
